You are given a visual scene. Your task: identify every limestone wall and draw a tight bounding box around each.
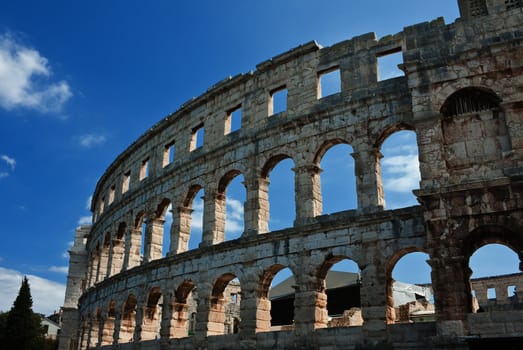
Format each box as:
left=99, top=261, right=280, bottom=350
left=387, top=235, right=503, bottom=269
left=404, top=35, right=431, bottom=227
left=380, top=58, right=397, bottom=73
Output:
left=59, top=1, right=523, bottom=349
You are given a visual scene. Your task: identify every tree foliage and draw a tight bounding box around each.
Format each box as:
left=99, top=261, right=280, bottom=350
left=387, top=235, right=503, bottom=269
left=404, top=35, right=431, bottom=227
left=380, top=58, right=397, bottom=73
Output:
left=1, top=277, right=45, bottom=350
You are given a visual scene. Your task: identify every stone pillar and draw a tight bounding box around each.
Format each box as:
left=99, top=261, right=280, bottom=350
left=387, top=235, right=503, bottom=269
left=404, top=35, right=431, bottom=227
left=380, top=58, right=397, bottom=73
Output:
left=243, top=178, right=269, bottom=235
left=88, top=317, right=100, bottom=348
left=359, top=263, right=388, bottom=346
left=237, top=284, right=260, bottom=347
left=141, top=302, right=161, bottom=341
left=133, top=306, right=144, bottom=343
left=100, top=314, right=116, bottom=346
left=352, top=149, right=384, bottom=213
left=201, top=192, right=225, bottom=247
left=127, top=227, right=142, bottom=268
left=110, top=237, right=124, bottom=275
left=105, top=239, right=114, bottom=278
left=171, top=302, right=191, bottom=338
left=98, top=245, right=110, bottom=282
left=59, top=226, right=89, bottom=350
left=159, top=294, right=175, bottom=343
left=429, top=247, right=471, bottom=337
left=112, top=311, right=122, bottom=346
left=293, top=165, right=322, bottom=224
left=144, top=217, right=165, bottom=262
left=294, top=289, right=328, bottom=335
left=170, top=206, right=193, bottom=254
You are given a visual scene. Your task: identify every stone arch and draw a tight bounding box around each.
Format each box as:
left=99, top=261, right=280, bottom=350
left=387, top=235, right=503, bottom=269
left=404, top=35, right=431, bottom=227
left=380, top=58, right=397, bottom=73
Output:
left=171, top=279, right=196, bottom=338
left=101, top=300, right=117, bottom=346
left=207, top=273, right=239, bottom=336
left=119, top=294, right=138, bottom=343
left=261, top=154, right=296, bottom=231
left=143, top=198, right=171, bottom=261
left=439, top=87, right=510, bottom=175
left=142, top=287, right=162, bottom=340
left=314, top=139, right=357, bottom=214
left=257, top=263, right=296, bottom=332
left=315, top=254, right=362, bottom=328
left=385, top=247, right=432, bottom=324
left=375, top=125, right=420, bottom=209
left=217, top=169, right=246, bottom=241
left=462, top=225, right=523, bottom=262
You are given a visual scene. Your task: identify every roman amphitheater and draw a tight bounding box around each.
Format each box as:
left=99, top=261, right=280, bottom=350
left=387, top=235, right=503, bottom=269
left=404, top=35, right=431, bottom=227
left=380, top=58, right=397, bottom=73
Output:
left=59, top=1, right=523, bottom=349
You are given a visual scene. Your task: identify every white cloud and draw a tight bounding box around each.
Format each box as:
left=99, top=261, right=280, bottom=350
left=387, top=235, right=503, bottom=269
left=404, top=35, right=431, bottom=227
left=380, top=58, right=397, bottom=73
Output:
left=0, top=154, right=16, bottom=179
left=0, top=33, right=72, bottom=113
left=78, top=216, right=92, bottom=225
left=191, top=201, right=204, bottom=230
left=225, top=198, right=244, bottom=234
left=49, top=266, right=68, bottom=274
left=0, top=266, right=66, bottom=315
left=1, top=155, right=15, bottom=170
left=382, top=154, right=420, bottom=193
left=62, top=241, right=74, bottom=259
left=86, top=195, right=92, bottom=210
left=78, top=134, right=106, bottom=148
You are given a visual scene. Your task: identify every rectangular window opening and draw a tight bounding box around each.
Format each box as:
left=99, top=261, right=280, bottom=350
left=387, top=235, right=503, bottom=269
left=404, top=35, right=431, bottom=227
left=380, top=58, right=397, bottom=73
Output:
left=99, top=197, right=105, bottom=215
left=122, top=171, right=131, bottom=194
left=191, top=124, right=204, bottom=150
left=140, top=158, right=150, bottom=181
left=318, top=67, right=341, bottom=99
left=269, top=86, right=288, bottom=116
left=163, top=142, right=175, bottom=167
left=225, top=106, right=242, bottom=135
left=377, top=48, right=404, bottom=81
left=487, top=287, right=496, bottom=300
left=508, top=285, right=517, bottom=298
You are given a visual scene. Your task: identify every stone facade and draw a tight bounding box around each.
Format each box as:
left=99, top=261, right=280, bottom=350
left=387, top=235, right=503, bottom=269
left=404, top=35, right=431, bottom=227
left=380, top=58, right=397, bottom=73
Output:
left=59, top=1, right=523, bottom=349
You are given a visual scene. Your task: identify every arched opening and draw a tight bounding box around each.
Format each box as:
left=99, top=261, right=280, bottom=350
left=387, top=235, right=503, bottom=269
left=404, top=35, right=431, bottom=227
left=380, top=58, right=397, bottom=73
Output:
left=208, top=273, right=240, bottom=336
left=257, top=265, right=294, bottom=332
left=317, top=142, right=357, bottom=214
left=101, top=300, right=116, bottom=346
left=142, top=198, right=170, bottom=261
left=469, top=243, right=521, bottom=312
left=380, top=130, right=420, bottom=209
left=142, top=287, right=162, bottom=340
left=440, top=87, right=509, bottom=176
left=188, top=188, right=204, bottom=250
left=318, top=257, right=362, bottom=328
left=218, top=171, right=246, bottom=242
left=90, top=244, right=100, bottom=286
left=388, top=250, right=433, bottom=324
left=262, top=156, right=295, bottom=231
left=119, top=294, right=137, bottom=343
left=163, top=204, right=172, bottom=257
left=172, top=280, right=196, bottom=338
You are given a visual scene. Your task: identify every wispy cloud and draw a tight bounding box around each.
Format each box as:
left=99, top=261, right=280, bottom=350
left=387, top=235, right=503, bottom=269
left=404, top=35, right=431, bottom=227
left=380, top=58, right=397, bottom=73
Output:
left=0, top=154, right=16, bottom=179
left=382, top=154, right=420, bottom=193
left=225, top=198, right=244, bottom=237
left=0, top=266, right=66, bottom=315
left=0, top=32, right=72, bottom=113
left=85, top=196, right=92, bottom=210
left=78, top=134, right=106, bottom=148
left=78, top=216, right=91, bottom=225
left=49, top=266, right=68, bottom=274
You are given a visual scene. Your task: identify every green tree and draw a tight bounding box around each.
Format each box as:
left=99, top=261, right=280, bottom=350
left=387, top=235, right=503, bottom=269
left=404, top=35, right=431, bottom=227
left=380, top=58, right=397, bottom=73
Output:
left=2, top=277, right=44, bottom=350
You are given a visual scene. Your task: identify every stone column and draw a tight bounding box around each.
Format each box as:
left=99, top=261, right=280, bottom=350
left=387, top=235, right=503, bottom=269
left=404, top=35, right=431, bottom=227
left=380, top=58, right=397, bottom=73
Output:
left=112, top=311, right=122, bottom=346
left=110, top=237, right=124, bottom=275
left=127, top=227, right=143, bottom=268
left=429, top=246, right=472, bottom=337
left=352, top=149, right=384, bottom=213
left=105, top=239, right=114, bottom=278
left=159, top=294, right=175, bottom=343
left=201, top=192, right=225, bottom=247
left=170, top=206, right=193, bottom=254
left=237, top=284, right=260, bottom=347
left=141, top=303, right=161, bottom=341
left=144, top=217, right=165, bottom=262
left=359, top=263, right=388, bottom=346
left=243, top=178, right=269, bottom=235
left=98, top=246, right=110, bottom=281
left=101, top=313, right=115, bottom=346
left=293, top=165, right=322, bottom=224
left=133, top=306, right=144, bottom=343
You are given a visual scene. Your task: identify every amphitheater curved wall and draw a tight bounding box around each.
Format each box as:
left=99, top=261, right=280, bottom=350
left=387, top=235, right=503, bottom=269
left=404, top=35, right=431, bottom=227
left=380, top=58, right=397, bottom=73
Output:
left=60, top=1, right=523, bottom=349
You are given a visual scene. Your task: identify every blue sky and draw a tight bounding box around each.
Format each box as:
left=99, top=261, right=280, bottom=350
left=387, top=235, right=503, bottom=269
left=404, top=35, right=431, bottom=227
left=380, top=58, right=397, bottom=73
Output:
left=0, top=1, right=518, bottom=315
